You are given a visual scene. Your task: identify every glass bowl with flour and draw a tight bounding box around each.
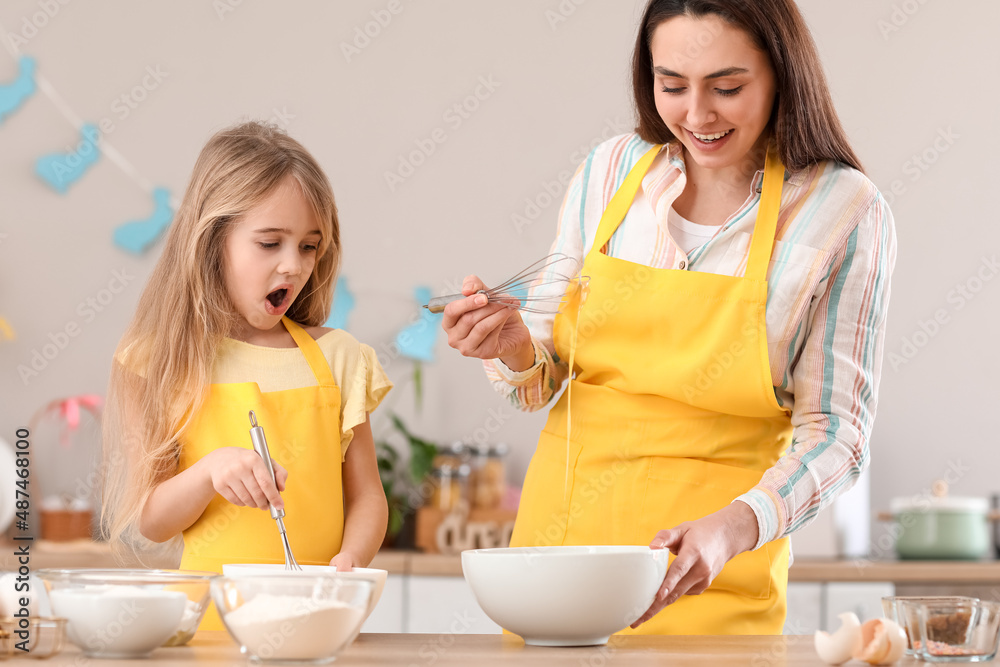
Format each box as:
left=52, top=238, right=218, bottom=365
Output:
left=211, top=575, right=372, bottom=664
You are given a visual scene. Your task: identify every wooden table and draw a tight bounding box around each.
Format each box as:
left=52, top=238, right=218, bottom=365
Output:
left=39, top=632, right=927, bottom=666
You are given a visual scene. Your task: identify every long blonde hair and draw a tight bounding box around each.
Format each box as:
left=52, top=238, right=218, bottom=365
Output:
left=100, top=121, right=340, bottom=559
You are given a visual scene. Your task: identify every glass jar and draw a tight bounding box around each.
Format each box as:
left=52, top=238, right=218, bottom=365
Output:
left=429, top=463, right=470, bottom=512
left=433, top=441, right=468, bottom=469
left=470, top=443, right=508, bottom=510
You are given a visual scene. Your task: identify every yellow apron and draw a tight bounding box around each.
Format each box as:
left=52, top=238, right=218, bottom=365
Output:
left=178, top=316, right=344, bottom=630
left=510, top=143, right=794, bottom=635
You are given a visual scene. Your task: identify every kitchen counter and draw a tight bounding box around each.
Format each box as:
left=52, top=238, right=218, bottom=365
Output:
left=7, top=541, right=1000, bottom=585
left=372, top=552, right=1000, bottom=584
left=42, top=631, right=920, bottom=666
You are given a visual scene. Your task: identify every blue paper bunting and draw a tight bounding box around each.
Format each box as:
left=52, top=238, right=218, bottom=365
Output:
left=113, top=187, right=173, bottom=253
left=0, top=56, right=36, bottom=123
left=324, top=277, right=356, bottom=331
left=36, top=123, right=101, bottom=193
left=395, top=286, right=443, bottom=362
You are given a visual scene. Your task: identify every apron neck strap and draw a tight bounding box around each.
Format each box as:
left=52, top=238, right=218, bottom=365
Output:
left=745, top=143, right=786, bottom=282
left=590, top=144, right=664, bottom=255
left=282, top=317, right=337, bottom=387
left=588, top=141, right=787, bottom=283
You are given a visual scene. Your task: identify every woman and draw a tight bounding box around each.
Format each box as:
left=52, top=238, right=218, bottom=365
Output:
left=442, top=0, right=895, bottom=635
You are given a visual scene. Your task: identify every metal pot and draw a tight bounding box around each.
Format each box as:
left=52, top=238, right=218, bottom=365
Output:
left=885, top=494, right=993, bottom=560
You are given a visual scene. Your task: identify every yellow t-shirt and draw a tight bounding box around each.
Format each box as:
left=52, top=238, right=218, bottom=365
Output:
left=211, top=330, right=392, bottom=458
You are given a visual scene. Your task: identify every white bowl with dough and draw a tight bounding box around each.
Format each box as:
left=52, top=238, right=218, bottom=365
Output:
left=211, top=575, right=372, bottom=664
left=221, top=564, right=386, bottom=620
left=462, top=545, right=669, bottom=646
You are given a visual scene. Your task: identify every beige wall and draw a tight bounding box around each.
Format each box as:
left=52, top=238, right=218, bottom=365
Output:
left=0, top=0, right=996, bottom=554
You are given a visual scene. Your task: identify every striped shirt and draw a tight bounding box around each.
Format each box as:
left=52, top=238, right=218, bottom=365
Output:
left=485, top=134, right=896, bottom=551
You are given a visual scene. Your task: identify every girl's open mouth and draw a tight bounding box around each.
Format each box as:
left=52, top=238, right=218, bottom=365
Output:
left=264, top=287, right=291, bottom=315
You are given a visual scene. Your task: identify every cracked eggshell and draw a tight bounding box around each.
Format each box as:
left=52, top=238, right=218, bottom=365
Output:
left=853, top=617, right=906, bottom=665
left=814, top=612, right=863, bottom=665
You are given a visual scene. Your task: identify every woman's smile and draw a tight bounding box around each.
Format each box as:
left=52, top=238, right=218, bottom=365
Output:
left=650, top=14, right=776, bottom=173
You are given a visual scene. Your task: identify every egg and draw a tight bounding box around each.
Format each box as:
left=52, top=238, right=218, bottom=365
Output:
left=815, top=612, right=863, bottom=665
left=0, top=572, right=42, bottom=617
left=852, top=618, right=907, bottom=665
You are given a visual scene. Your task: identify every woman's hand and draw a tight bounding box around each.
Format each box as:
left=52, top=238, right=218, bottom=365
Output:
left=442, top=275, right=533, bottom=369
left=631, top=502, right=759, bottom=627
left=202, top=447, right=288, bottom=511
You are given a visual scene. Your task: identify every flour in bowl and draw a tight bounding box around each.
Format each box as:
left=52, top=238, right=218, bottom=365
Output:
left=223, top=593, right=364, bottom=661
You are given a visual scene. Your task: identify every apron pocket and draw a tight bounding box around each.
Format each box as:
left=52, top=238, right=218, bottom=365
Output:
left=640, top=457, right=773, bottom=600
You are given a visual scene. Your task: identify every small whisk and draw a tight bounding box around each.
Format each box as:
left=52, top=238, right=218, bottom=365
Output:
left=248, top=411, right=300, bottom=571
left=424, top=253, right=587, bottom=315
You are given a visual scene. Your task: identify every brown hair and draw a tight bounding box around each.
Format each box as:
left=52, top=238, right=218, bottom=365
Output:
left=632, top=0, right=864, bottom=173
left=101, top=121, right=340, bottom=558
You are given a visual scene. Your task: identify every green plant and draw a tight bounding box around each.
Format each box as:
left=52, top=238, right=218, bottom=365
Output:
left=376, top=413, right=438, bottom=541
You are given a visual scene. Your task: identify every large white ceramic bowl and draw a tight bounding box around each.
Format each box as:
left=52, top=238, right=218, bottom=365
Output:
left=462, top=545, right=669, bottom=646
left=221, top=564, right=386, bottom=620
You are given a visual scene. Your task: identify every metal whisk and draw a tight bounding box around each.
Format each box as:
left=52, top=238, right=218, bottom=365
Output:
left=248, top=411, right=300, bottom=571
left=423, top=253, right=586, bottom=315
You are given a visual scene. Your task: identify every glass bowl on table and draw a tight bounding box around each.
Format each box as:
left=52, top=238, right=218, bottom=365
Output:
left=0, top=616, right=67, bottom=658
left=210, top=574, right=372, bottom=664
left=35, top=568, right=215, bottom=657
left=894, top=597, right=1000, bottom=662
left=882, top=595, right=976, bottom=655
left=221, top=563, right=387, bottom=621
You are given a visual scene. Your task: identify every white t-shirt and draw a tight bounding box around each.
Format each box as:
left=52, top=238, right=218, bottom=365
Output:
left=667, top=206, right=722, bottom=254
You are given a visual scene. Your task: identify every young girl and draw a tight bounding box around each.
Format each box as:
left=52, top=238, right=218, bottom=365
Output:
left=101, top=121, right=392, bottom=629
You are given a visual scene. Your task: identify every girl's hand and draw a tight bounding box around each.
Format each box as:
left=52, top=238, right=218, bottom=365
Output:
left=329, top=552, right=356, bottom=572
left=202, top=447, right=288, bottom=511
left=442, top=274, right=533, bottom=367
left=630, top=503, right=759, bottom=627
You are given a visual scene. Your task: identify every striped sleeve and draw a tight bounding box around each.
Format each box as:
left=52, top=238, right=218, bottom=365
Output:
left=737, top=193, right=897, bottom=549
